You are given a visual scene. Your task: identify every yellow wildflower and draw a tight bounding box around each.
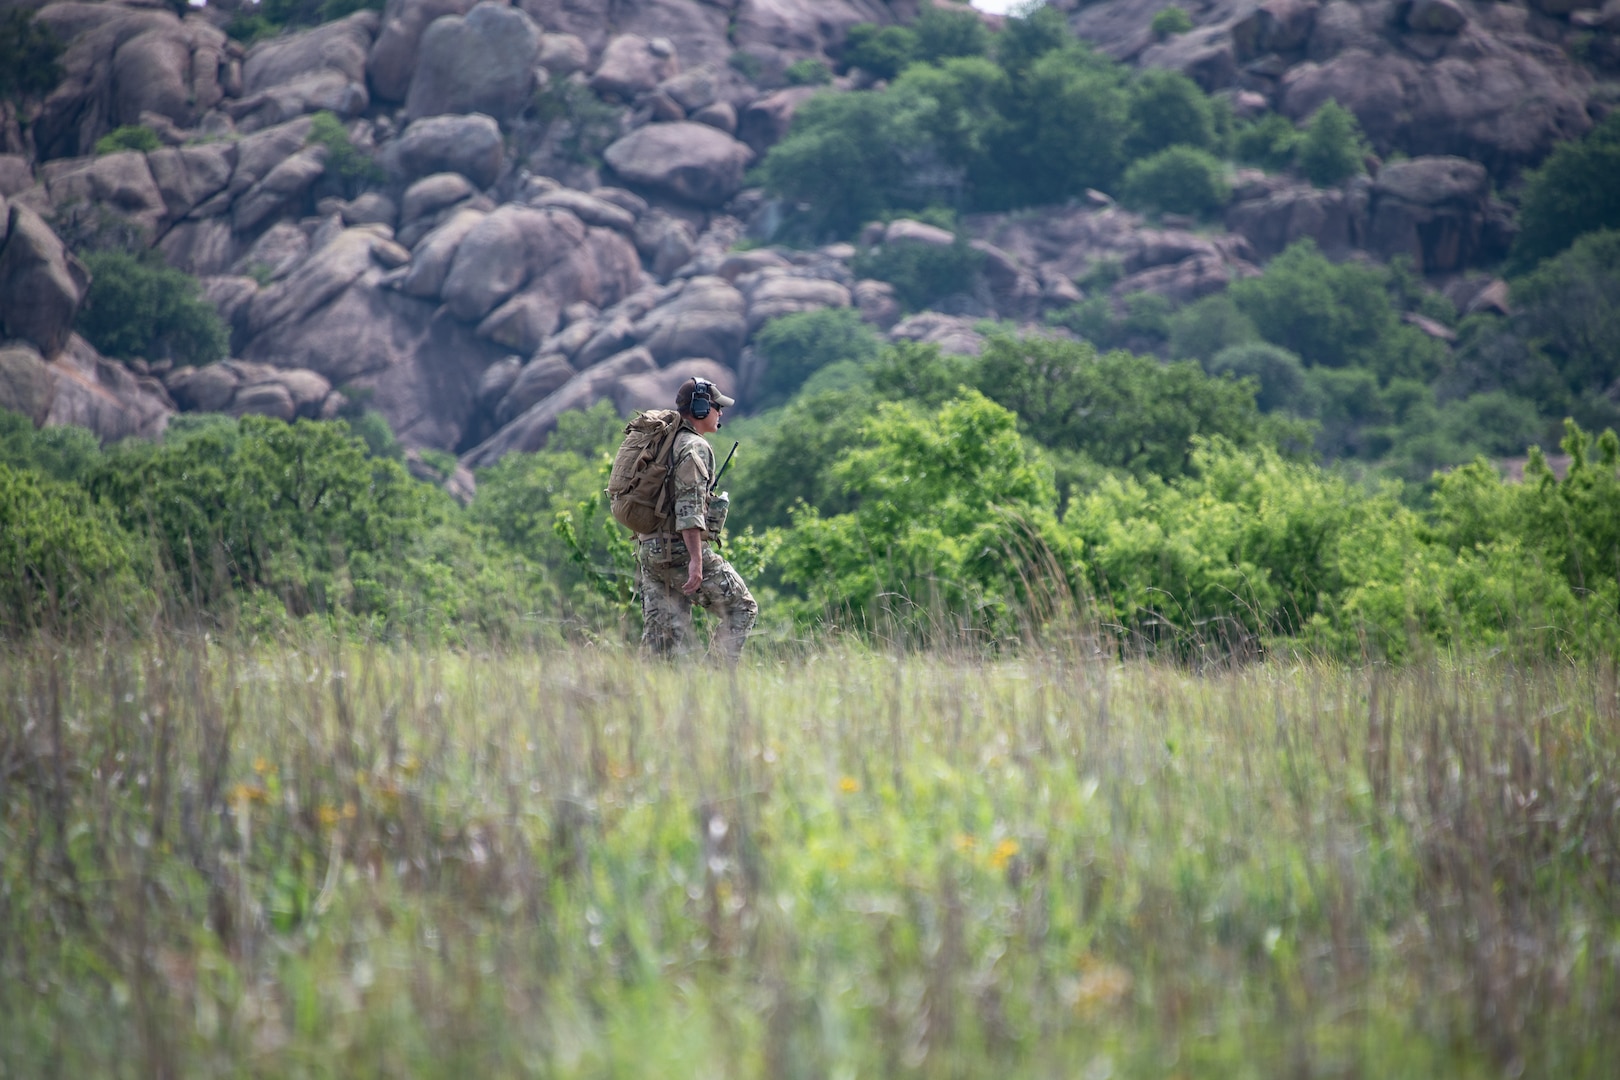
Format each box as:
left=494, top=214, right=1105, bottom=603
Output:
left=990, top=837, right=1020, bottom=870
left=953, top=833, right=977, bottom=853
left=317, top=804, right=341, bottom=828
left=399, top=754, right=421, bottom=776
left=838, top=776, right=860, bottom=794
left=230, top=782, right=267, bottom=807
left=252, top=756, right=275, bottom=776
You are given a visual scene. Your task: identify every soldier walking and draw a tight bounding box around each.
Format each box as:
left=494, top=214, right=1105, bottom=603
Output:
left=632, top=377, right=757, bottom=662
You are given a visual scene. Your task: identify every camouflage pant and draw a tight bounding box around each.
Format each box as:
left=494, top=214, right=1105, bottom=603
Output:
left=636, top=538, right=758, bottom=662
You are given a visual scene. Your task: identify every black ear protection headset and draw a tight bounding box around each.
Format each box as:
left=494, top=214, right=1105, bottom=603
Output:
left=689, top=378, right=715, bottom=420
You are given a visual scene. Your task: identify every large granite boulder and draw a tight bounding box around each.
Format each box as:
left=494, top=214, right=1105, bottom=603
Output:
left=1365, top=156, right=1503, bottom=272
left=0, top=343, right=57, bottom=425
left=39, top=151, right=169, bottom=236
left=462, top=345, right=657, bottom=466
left=232, top=11, right=375, bottom=131
left=440, top=205, right=589, bottom=321
left=405, top=2, right=541, bottom=121
left=0, top=202, right=89, bottom=358
left=589, top=33, right=681, bottom=100
left=603, top=122, right=753, bottom=207
left=44, top=335, right=173, bottom=442
left=381, top=113, right=505, bottom=189
left=368, top=0, right=478, bottom=103
left=32, top=3, right=234, bottom=160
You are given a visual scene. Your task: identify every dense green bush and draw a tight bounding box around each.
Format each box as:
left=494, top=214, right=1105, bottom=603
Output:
left=1233, top=112, right=1301, bottom=171
left=1297, top=100, right=1366, bottom=187
left=1120, top=146, right=1229, bottom=216
left=1511, top=228, right=1620, bottom=421
left=0, top=10, right=62, bottom=103
left=1207, top=343, right=1310, bottom=415
left=1124, top=69, right=1216, bottom=160
left=852, top=235, right=984, bottom=311
left=843, top=24, right=918, bottom=80
left=75, top=250, right=230, bottom=367
left=1150, top=7, right=1194, bottom=38
left=94, top=125, right=162, bottom=155
left=753, top=308, right=882, bottom=406
left=306, top=110, right=383, bottom=194
left=774, top=391, right=1078, bottom=637
left=1510, top=112, right=1620, bottom=272
left=913, top=4, right=991, bottom=64
left=785, top=58, right=832, bottom=86
left=0, top=462, right=140, bottom=633
left=1167, top=293, right=1259, bottom=362
left=1048, top=291, right=1173, bottom=352
left=1228, top=240, right=1445, bottom=380
left=0, top=410, right=104, bottom=486
left=227, top=0, right=383, bottom=42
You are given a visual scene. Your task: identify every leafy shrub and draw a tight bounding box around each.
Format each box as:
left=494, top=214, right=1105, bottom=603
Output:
left=1150, top=6, right=1194, bottom=38
left=727, top=50, right=766, bottom=82
left=842, top=24, right=917, bottom=80
left=0, top=462, right=141, bottom=634
left=227, top=0, right=383, bottom=40
left=1125, top=69, right=1214, bottom=160
left=1207, top=343, right=1310, bottom=414
left=753, top=308, right=881, bottom=406
left=977, top=334, right=1305, bottom=480
left=1120, top=146, right=1229, bottom=216
left=785, top=58, right=832, bottom=86
left=914, top=5, right=991, bottom=64
left=94, top=125, right=161, bottom=156
left=773, top=391, right=1078, bottom=638
left=1233, top=112, right=1301, bottom=171
left=852, top=236, right=984, bottom=311
left=1510, top=112, right=1620, bottom=272
left=75, top=250, right=230, bottom=367
left=1228, top=240, right=1445, bottom=380
left=722, top=386, right=876, bottom=531
left=1167, top=293, right=1259, bottom=362
left=0, top=409, right=104, bottom=486
left=529, top=81, right=623, bottom=166
left=0, top=10, right=63, bottom=103
left=1048, top=292, right=1173, bottom=352
left=306, top=110, right=383, bottom=193
left=1297, top=100, right=1366, bottom=187
left=986, top=45, right=1130, bottom=206
left=1508, top=228, right=1620, bottom=431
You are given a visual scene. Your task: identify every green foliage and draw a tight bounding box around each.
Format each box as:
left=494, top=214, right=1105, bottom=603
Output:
left=306, top=110, right=383, bottom=193
left=529, top=79, right=623, bottom=166
left=227, top=0, right=384, bottom=41
left=1228, top=240, right=1445, bottom=380
left=842, top=23, right=917, bottom=80
left=0, top=9, right=63, bottom=103
left=1167, top=292, right=1259, bottom=362
left=974, top=334, right=1298, bottom=480
left=0, top=410, right=104, bottom=486
left=1047, top=291, right=1173, bottom=353
left=1510, top=228, right=1620, bottom=418
left=722, top=385, right=875, bottom=531
left=1233, top=111, right=1301, bottom=171
left=773, top=391, right=1078, bottom=637
left=852, top=235, right=984, bottom=311
left=993, top=3, right=1071, bottom=76
left=75, top=250, right=230, bottom=367
left=727, top=49, right=766, bottom=82
left=1151, top=6, right=1195, bottom=38
left=753, top=308, right=882, bottom=406
left=913, top=5, right=991, bottom=64
left=1120, top=145, right=1229, bottom=217
left=1297, top=100, right=1366, bottom=187
left=1207, top=342, right=1310, bottom=414
left=0, top=462, right=139, bottom=633
left=1125, top=69, right=1215, bottom=160
left=784, top=58, right=832, bottom=86
left=93, top=125, right=161, bottom=156
left=986, top=45, right=1130, bottom=206
left=1510, top=112, right=1620, bottom=272
left=755, top=86, right=944, bottom=237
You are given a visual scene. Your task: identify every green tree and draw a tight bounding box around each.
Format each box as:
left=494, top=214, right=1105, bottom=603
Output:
left=1124, top=69, right=1215, bottom=161
left=1120, top=145, right=1229, bottom=216
left=306, top=110, right=383, bottom=194
left=1510, top=112, right=1620, bottom=272
left=773, top=391, right=1078, bottom=637
left=753, top=308, right=882, bottom=406
left=852, top=235, right=984, bottom=311
left=785, top=58, right=832, bottom=86
left=756, top=86, right=944, bottom=237
left=972, top=335, right=1300, bottom=479
left=0, top=410, right=104, bottom=485
left=842, top=23, right=917, bottom=80
left=1233, top=112, right=1301, bottom=172
left=993, top=4, right=1071, bottom=77
left=0, top=10, right=63, bottom=103
left=989, top=46, right=1131, bottom=206
left=75, top=250, right=230, bottom=367
left=1150, top=7, right=1194, bottom=38
left=1511, top=228, right=1620, bottom=421
left=1207, top=343, right=1311, bottom=415
left=0, top=461, right=140, bottom=634
left=1296, top=100, right=1366, bottom=187
left=914, top=4, right=991, bottom=64
left=1168, top=293, right=1258, bottom=362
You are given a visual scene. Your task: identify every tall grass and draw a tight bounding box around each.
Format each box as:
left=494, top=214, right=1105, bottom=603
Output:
left=3, top=635, right=1618, bottom=1077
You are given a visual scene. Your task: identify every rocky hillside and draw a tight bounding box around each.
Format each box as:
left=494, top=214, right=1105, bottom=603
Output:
left=0, top=0, right=1613, bottom=487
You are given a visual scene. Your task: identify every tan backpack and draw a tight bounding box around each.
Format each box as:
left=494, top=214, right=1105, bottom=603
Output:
left=607, top=409, right=684, bottom=534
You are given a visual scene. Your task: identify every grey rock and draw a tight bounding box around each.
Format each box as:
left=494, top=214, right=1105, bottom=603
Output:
left=146, top=143, right=236, bottom=223
left=159, top=217, right=241, bottom=278
left=743, top=272, right=851, bottom=333
left=603, top=122, right=753, bottom=207
left=477, top=354, right=522, bottom=408
left=44, top=335, right=172, bottom=442
left=382, top=113, right=505, bottom=189
left=1404, top=0, right=1467, bottom=34
left=531, top=188, right=637, bottom=232
left=853, top=279, right=900, bottom=329
left=231, top=380, right=297, bottom=421
left=589, top=187, right=648, bottom=217
left=888, top=312, right=984, bottom=358
left=401, top=172, right=477, bottom=223
left=232, top=146, right=328, bottom=233
left=613, top=356, right=733, bottom=415
left=0, top=155, right=33, bottom=198
left=884, top=219, right=956, bottom=248
left=737, top=87, right=819, bottom=156
left=635, top=209, right=698, bottom=280
left=399, top=207, right=487, bottom=298
left=234, top=221, right=309, bottom=282
left=40, top=151, right=168, bottom=236
left=692, top=101, right=737, bottom=135
left=441, top=205, right=588, bottom=321
left=538, top=33, right=591, bottom=76
left=0, top=342, right=55, bottom=425
left=369, top=0, right=478, bottom=102
left=462, top=345, right=657, bottom=466
left=660, top=65, right=721, bottom=112
left=633, top=275, right=747, bottom=365
left=590, top=33, right=681, bottom=100
left=1231, top=0, right=1319, bottom=61
left=495, top=352, right=575, bottom=423
left=0, top=203, right=89, bottom=358
left=406, top=1, right=541, bottom=121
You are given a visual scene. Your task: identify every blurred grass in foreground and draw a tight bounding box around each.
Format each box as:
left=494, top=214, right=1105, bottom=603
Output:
left=3, top=638, right=1618, bottom=1078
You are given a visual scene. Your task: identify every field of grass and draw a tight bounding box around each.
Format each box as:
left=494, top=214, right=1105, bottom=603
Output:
left=3, top=635, right=1618, bottom=1078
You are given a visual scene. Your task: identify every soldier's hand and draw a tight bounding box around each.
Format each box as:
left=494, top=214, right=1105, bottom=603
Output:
left=681, top=558, right=703, bottom=595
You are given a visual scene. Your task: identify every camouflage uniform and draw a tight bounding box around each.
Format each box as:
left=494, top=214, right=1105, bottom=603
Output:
left=636, top=423, right=757, bottom=662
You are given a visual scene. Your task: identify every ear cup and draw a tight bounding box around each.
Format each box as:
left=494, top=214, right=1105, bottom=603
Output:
left=690, top=378, right=712, bottom=419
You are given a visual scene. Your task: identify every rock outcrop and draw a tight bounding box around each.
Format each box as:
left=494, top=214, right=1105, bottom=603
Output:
left=603, top=123, right=754, bottom=207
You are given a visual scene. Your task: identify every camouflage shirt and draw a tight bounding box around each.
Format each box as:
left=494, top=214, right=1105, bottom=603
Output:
left=668, top=425, right=714, bottom=534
